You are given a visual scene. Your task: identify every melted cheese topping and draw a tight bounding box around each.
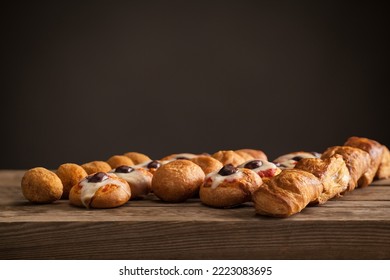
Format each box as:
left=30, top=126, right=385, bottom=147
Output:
left=273, top=152, right=319, bottom=169
left=112, top=169, right=151, bottom=187
left=239, top=160, right=278, bottom=173
left=205, top=170, right=244, bottom=189
left=79, top=175, right=130, bottom=208
left=171, top=153, right=197, bottom=159
left=132, top=160, right=171, bottom=169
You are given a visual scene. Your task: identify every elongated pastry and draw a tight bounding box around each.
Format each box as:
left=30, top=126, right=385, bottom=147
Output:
left=190, top=155, right=223, bottom=175
left=123, top=152, right=151, bottom=165
left=109, top=165, right=152, bottom=199
left=376, top=145, right=390, bottom=179
left=211, top=150, right=246, bottom=166
left=200, top=164, right=262, bottom=208
left=252, top=169, right=323, bottom=217
left=106, top=155, right=134, bottom=169
left=69, top=172, right=131, bottom=209
left=321, top=146, right=371, bottom=191
left=81, top=161, right=112, bottom=175
left=344, top=136, right=384, bottom=188
left=238, top=159, right=281, bottom=179
left=273, top=151, right=321, bottom=169
left=235, top=149, right=268, bottom=161
left=161, top=153, right=199, bottom=160
left=294, top=155, right=350, bottom=204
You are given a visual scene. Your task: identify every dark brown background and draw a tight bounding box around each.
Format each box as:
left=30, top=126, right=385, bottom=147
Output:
left=1, top=0, right=389, bottom=169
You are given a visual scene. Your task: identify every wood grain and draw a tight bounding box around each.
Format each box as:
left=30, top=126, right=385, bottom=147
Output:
left=1, top=170, right=390, bottom=260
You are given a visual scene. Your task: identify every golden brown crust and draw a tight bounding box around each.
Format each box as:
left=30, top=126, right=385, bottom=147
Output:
left=211, top=150, right=246, bottom=166
left=376, top=145, right=390, bottom=179
left=106, top=155, right=134, bottom=169
left=252, top=169, right=323, bottom=217
left=90, top=183, right=130, bottom=208
left=344, top=136, right=384, bottom=187
left=190, top=155, right=223, bottom=175
left=21, top=167, right=63, bottom=203
left=81, top=161, right=112, bottom=175
left=123, top=152, right=151, bottom=165
left=56, top=163, right=87, bottom=199
left=151, top=160, right=205, bottom=202
left=321, top=146, right=371, bottom=191
left=235, top=149, right=268, bottom=161
left=233, top=151, right=253, bottom=161
left=69, top=173, right=131, bottom=209
left=200, top=168, right=262, bottom=208
left=294, top=155, right=350, bottom=204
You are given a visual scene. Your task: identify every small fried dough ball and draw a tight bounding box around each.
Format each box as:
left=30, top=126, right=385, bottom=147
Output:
left=107, top=155, right=134, bottom=169
left=123, top=152, right=151, bottom=165
left=56, top=163, right=87, bottom=199
left=21, top=167, right=63, bottom=203
left=81, top=161, right=112, bottom=175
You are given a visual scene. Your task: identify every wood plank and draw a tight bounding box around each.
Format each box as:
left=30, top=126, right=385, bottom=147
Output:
left=370, top=178, right=390, bottom=185
left=0, top=170, right=25, bottom=187
left=1, top=170, right=390, bottom=260
left=0, top=221, right=389, bottom=259
left=1, top=200, right=390, bottom=222
left=330, top=186, right=390, bottom=201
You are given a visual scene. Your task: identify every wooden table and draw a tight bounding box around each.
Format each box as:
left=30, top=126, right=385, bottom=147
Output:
left=1, top=170, right=389, bottom=260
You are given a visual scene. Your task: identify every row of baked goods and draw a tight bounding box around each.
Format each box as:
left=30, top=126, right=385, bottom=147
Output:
left=20, top=136, right=390, bottom=217
left=253, top=136, right=390, bottom=216
left=20, top=149, right=262, bottom=207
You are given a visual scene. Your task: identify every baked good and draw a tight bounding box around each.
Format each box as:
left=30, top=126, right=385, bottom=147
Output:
left=235, top=149, right=268, bottom=161
left=69, top=172, right=131, bottom=208
left=376, top=145, right=390, bottom=179
left=273, top=151, right=321, bottom=169
left=160, top=153, right=199, bottom=160
left=344, top=136, right=384, bottom=187
left=56, top=163, right=87, bottom=199
left=200, top=164, right=262, bottom=208
left=81, top=161, right=112, bottom=175
left=106, top=155, right=134, bottom=169
left=190, top=155, right=223, bottom=175
left=151, top=160, right=205, bottom=202
left=211, top=150, right=246, bottom=166
left=123, top=152, right=151, bottom=165
left=132, top=159, right=169, bottom=175
left=238, top=159, right=281, bottom=179
left=294, top=155, right=350, bottom=204
left=21, top=167, right=63, bottom=203
left=109, top=165, right=152, bottom=199
left=253, top=169, right=323, bottom=217
left=321, top=146, right=371, bottom=191
left=233, top=150, right=253, bottom=161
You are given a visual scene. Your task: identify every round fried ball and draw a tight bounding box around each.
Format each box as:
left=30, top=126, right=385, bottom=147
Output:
left=106, top=155, right=134, bottom=169
left=21, top=167, right=63, bottom=203
left=56, top=163, right=87, bottom=199
left=81, top=161, right=112, bottom=175
left=123, top=152, right=151, bottom=165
